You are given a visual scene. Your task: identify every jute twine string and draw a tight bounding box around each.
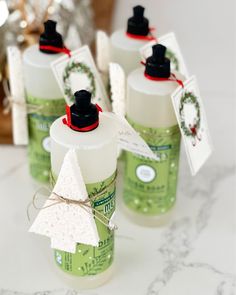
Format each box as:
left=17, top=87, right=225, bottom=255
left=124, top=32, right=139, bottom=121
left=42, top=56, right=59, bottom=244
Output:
left=28, top=171, right=118, bottom=230
left=3, top=79, right=66, bottom=116
left=2, top=79, right=43, bottom=115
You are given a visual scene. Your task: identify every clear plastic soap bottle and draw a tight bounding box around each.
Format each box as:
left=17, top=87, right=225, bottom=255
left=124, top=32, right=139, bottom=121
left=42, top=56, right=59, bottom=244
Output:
left=50, top=90, right=118, bottom=289
left=110, top=5, right=153, bottom=75
left=23, top=20, right=66, bottom=183
left=123, top=44, right=184, bottom=227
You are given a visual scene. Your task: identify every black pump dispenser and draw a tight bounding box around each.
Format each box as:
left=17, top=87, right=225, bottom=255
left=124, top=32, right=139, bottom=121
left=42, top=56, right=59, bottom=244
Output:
left=69, top=90, right=99, bottom=131
left=145, top=44, right=171, bottom=78
left=39, top=20, right=64, bottom=54
left=127, top=5, right=149, bottom=36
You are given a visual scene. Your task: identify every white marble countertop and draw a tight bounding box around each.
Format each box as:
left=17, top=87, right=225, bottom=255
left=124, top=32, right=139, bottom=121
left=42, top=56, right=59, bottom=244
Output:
left=0, top=94, right=235, bottom=294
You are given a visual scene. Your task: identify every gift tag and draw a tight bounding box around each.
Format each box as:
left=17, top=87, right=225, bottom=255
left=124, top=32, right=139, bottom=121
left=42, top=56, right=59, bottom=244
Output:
left=104, top=112, right=159, bottom=161
left=109, top=62, right=126, bottom=117
left=7, top=46, right=28, bottom=145
left=140, top=32, right=189, bottom=78
left=29, top=149, right=100, bottom=254
left=51, top=45, right=111, bottom=111
left=171, top=76, right=213, bottom=175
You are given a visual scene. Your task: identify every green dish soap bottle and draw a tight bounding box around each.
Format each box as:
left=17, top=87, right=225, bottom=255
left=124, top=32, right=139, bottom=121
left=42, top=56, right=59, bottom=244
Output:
left=123, top=44, right=184, bottom=226
left=23, top=20, right=66, bottom=183
left=50, top=90, right=118, bottom=289
left=110, top=5, right=154, bottom=75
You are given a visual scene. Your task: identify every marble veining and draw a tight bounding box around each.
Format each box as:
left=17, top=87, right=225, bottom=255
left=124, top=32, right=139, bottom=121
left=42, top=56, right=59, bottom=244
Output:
left=0, top=144, right=235, bottom=294
left=0, top=290, right=98, bottom=295
left=147, top=164, right=236, bottom=295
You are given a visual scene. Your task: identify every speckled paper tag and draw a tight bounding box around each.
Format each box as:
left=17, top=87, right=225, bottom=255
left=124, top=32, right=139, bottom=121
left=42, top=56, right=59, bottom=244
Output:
left=103, top=112, right=159, bottom=160
left=7, top=46, right=28, bottom=145
left=29, top=149, right=100, bottom=253
left=171, top=76, right=213, bottom=175
left=109, top=63, right=126, bottom=117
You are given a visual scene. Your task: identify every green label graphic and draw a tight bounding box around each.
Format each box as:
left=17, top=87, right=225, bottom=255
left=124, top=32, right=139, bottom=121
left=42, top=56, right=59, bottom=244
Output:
left=27, top=94, right=65, bottom=183
left=124, top=118, right=181, bottom=215
left=54, top=172, right=116, bottom=276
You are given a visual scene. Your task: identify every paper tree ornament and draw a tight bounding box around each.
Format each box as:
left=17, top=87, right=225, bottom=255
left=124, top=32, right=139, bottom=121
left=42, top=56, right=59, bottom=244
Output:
left=96, top=30, right=110, bottom=74
left=109, top=62, right=126, bottom=117
left=29, top=149, right=100, bottom=254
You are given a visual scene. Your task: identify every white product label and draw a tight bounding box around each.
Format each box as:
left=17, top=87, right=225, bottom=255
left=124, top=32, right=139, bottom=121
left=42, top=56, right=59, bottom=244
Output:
left=42, top=136, right=51, bottom=153
left=51, top=45, right=111, bottom=111
left=171, top=76, right=213, bottom=175
left=104, top=112, right=159, bottom=161
left=136, top=165, right=156, bottom=183
left=29, top=149, right=100, bottom=254
left=140, top=32, right=189, bottom=78
left=7, top=46, right=28, bottom=145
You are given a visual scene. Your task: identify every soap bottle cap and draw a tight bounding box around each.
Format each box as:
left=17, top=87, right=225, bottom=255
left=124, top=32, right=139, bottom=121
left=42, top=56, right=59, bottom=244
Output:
left=39, top=20, right=64, bottom=53
left=145, top=44, right=171, bottom=78
left=69, top=90, right=99, bottom=132
left=127, top=5, right=149, bottom=36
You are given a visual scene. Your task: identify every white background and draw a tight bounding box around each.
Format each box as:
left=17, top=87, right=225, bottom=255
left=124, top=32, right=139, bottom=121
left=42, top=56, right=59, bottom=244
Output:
left=112, top=0, right=236, bottom=166
left=113, top=0, right=235, bottom=97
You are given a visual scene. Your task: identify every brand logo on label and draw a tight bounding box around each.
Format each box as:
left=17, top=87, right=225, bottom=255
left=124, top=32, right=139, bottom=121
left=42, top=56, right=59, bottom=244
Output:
left=104, top=198, right=115, bottom=214
left=55, top=251, right=62, bottom=265
left=136, top=165, right=156, bottom=183
left=42, top=136, right=51, bottom=153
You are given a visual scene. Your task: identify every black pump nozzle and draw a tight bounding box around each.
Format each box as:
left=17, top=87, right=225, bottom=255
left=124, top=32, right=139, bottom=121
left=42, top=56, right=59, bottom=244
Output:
left=127, top=5, right=149, bottom=36
left=39, top=20, right=64, bottom=54
left=133, top=5, right=144, bottom=21
left=44, top=20, right=57, bottom=37
left=74, top=90, right=92, bottom=113
left=145, top=44, right=171, bottom=78
left=152, top=44, right=166, bottom=63
left=69, top=90, right=99, bottom=132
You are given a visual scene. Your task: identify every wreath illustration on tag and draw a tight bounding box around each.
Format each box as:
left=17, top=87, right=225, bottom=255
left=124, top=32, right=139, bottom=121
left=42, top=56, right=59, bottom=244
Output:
left=166, top=49, right=179, bottom=71
left=179, top=91, right=202, bottom=146
left=63, top=61, right=96, bottom=103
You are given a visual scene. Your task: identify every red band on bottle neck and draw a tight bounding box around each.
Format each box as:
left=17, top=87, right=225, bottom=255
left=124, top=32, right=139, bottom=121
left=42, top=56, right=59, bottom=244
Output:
left=144, top=72, right=184, bottom=88
left=126, top=27, right=157, bottom=41
left=62, top=104, right=102, bottom=132
left=141, top=61, right=184, bottom=88
left=39, top=45, right=71, bottom=57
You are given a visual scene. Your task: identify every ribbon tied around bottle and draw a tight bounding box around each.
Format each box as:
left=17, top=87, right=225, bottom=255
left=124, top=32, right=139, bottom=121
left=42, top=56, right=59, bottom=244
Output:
left=62, top=104, right=102, bottom=132
left=126, top=27, right=157, bottom=41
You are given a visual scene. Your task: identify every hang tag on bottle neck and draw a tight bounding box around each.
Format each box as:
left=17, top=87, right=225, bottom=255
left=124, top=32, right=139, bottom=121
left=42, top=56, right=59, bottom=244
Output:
left=171, top=76, right=213, bottom=175
left=140, top=32, right=189, bottom=78
left=51, top=45, right=111, bottom=111
left=104, top=112, right=159, bottom=161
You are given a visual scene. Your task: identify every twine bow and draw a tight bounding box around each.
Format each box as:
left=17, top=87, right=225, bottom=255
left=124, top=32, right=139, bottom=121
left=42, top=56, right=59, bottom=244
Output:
left=28, top=172, right=118, bottom=231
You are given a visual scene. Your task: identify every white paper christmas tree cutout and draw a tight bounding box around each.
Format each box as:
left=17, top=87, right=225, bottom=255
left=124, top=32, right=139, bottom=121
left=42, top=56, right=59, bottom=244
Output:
left=109, top=62, right=126, bottom=117
left=29, top=149, right=100, bottom=254
left=96, top=30, right=110, bottom=74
